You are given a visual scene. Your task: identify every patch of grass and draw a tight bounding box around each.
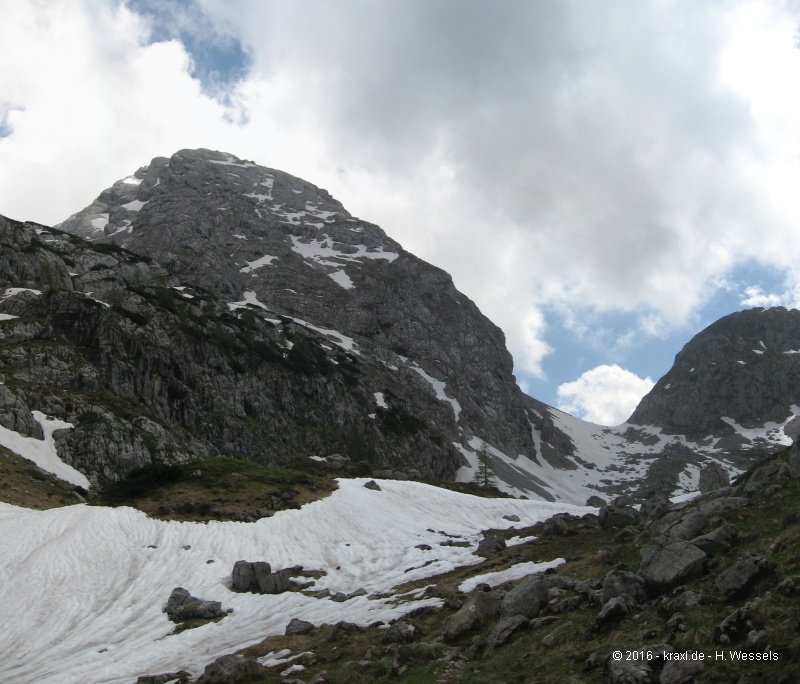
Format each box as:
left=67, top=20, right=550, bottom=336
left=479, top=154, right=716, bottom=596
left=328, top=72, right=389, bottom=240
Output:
left=94, top=456, right=336, bottom=522
left=0, top=445, right=85, bottom=509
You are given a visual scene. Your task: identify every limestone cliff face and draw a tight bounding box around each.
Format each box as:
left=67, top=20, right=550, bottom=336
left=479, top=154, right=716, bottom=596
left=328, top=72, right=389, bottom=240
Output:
left=1, top=149, right=538, bottom=487
left=628, top=308, right=800, bottom=442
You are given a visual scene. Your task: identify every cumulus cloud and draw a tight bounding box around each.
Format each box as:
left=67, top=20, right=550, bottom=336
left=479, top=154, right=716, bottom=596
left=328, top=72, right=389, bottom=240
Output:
left=556, top=365, right=655, bottom=426
left=3, top=0, right=800, bottom=388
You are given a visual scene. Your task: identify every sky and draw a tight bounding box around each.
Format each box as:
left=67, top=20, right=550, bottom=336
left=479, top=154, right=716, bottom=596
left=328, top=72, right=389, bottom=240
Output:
left=2, top=0, right=800, bottom=426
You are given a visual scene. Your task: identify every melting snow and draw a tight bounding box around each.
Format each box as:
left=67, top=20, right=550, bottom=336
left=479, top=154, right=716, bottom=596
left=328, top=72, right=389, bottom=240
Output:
left=209, top=157, right=255, bottom=168
left=90, top=214, right=109, bottom=231
left=290, top=236, right=399, bottom=266
left=409, top=363, right=461, bottom=421
left=0, top=479, right=583, bottom=683
left=121, top=176, right=142, bottom=186
left=228, top=291, right=270, bottom=311
left=240, top=254, right=279, bottom=274
left=0, top=314, right=19, bottom=321
left=0, top=411, right=89, bottom=488
left=2, top=287, right=42, bottom=299
left=374, top=392, right=388, bottom=409
left=459, top=559, right=566, bottom=593
left=292, top=317, right=358, bottom=353
left=328, top=269, right=354, bottom=289
left=121, top=199, right=147, bottom=212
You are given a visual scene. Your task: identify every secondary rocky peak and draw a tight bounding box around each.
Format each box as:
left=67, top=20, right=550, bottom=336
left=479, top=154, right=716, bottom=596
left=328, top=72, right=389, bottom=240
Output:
left=628, top=307, right=800, bottom=442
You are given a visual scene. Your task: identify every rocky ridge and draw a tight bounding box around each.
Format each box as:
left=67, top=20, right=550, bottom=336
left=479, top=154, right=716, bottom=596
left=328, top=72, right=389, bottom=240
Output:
left=3, top=149, right=800, bottom=502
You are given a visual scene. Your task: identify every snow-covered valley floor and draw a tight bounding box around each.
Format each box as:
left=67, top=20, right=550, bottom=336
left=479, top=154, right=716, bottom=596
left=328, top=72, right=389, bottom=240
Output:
left=0, top=479, right=588, bottom=684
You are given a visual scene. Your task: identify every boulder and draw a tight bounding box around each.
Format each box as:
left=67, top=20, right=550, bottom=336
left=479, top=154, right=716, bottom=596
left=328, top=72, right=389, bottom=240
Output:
left=382, top=621, right=415, bottom=643
left=659, top=655, right=704, bottom=684
left=599, top=501, right=640, bottom=529
left=665, top=510, right=709, bottom=542
left=285, top=618, right=314, bottom=635
left=231, top=560, right=292, bottom=594
left=585, top=495, right=607, bottom=508
left=541, top=515, right=570, bottom=536
left=476, top=531, right=506, bottom=554
left=500, top=574, right=549, bottom=619
left=715, top=603, right=755, bottom=643
left=363, top=479, right=381, bottom=491
left=639, top=541, right=707, bottom=593
left=689, top=522, right=737, bottom=557
left=541, top=621, right=572, bottom=647
left=503, top=514, right=521, bottom=522
left=789, top=441, right=800, bottom=479
left=195, top=655, right=268, bottom=684
left=486, top=615, right=528, bottom=648
left=163, top=587, right=226, bottom=623
left=714, top=555, right=772, bottom=600
left=601, top=570, right=649, bottom=604
left=443, top=586, right=502, bottom=641
left=594, top=593, right=636, bottom=629
left=698, top=462, right=730, bottom=493
left=606, top=654, right=651, bottom=684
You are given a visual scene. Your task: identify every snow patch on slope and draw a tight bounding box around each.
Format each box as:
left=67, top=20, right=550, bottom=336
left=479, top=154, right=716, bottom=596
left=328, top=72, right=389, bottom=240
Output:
left=0, top=479, right=586, bottom=684
left=0, top=411, right=88, bottom=488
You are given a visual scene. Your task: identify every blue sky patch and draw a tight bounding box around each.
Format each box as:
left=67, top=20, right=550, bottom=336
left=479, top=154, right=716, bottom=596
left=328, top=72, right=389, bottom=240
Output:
left=127, top=0, right=251, bottom=98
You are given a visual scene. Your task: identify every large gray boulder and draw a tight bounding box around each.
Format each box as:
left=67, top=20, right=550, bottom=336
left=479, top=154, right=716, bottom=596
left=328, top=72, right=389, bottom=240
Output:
left=689, top=522, right=737, bottom=557
left=639, top=541, right=707, bottom=593
left=601, top=570, right=648, bottom=604
left=163, top=587, right=226, bottom=623
left=698, top=462, right=730, bottom=493
left=486, top=615, right=528, bottom=648
left=599, top=501, right=641, bottom=529
left=231, top=560, right=292, bottom=594
left=196, top=654, right=268, bottom=684
left=594, top=593, right=637, bottom=629
left=500, top=574, right=549, bottom=619
left=714, top=555, right=772, bottom=599
left=443, top=586, right=502, bottom=641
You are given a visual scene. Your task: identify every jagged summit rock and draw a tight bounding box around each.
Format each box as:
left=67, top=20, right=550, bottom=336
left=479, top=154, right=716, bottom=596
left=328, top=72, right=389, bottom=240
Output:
left=4, top=149, right=800, bottom=502
left=629, top=307, right=800, bottom=440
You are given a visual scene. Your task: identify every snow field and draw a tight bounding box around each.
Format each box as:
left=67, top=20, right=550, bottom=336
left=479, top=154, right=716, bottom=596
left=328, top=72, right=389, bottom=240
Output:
left=0, top=478, right=589, bottom=684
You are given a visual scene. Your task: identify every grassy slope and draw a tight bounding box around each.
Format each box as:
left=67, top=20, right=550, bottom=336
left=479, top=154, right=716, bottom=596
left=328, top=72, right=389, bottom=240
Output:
left=0, top=445, right=82, bottom=509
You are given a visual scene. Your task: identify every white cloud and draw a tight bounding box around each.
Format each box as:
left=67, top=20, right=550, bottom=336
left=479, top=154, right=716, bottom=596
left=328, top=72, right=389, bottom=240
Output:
left=3, top=1, right=800, bottom=391
left=556, top=364, right=655, bottom=426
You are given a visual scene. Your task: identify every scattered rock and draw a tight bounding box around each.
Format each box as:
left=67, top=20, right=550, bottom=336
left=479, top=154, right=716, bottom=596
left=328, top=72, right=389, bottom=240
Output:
left=363, top=479, right=381, bottom=491
left=163, top=587, right=227, bottom=623
left=415, top=543, right=432, bottom=551
left=639, top=541, right=707, bottom=593
left=594, top=593, right=637, bottom=630
left=586, top=495, right=607, bottom=508
left=601, top=570, right=649, bottom=604
left=503, top=514, right=521, bottom=522
left=659, top=655, right=704, bottom=684
left=383, top=621, right=415, bottom=643
left=541, top=514, right=570, bottom=536
left=443, top=586, right=503, bottom=641
left=500, top=574, right=549, bottom=619
left=195, top=654, right=268, bottom=684
left=599, top=501, right=640, bottom=529
left=285, top=618, right=315, bottom=635
left=714, top=555, right=772, bottom=600
left=699, top=462, right=730, bottom=493
left=476, top=531, right=506, bottom=554
left=541, top=621, right=572, bottom=648
left=231, top=560, right=293, bottom=594
left=689, top=522, right=737, bottom=557
left=486, top=615, right=528, bottom=648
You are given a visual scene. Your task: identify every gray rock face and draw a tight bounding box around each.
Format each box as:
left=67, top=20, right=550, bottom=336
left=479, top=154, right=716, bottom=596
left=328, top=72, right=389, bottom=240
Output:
left=443, top=586, right=502, bottom=641
left=163, top=587, right=227, bottom=623
left=51, top=149, right=537, bottom=484
left=285, top=617, right=314, bottom=635
left=500, top=574, right=549, bottom=619
left=195, top=654, right=268, bottom=684
left=714, top=555, right=772, bottom=599
left=629, top=307, right=800, bottom=439
left=699, top=462, right=730, bottom=493
left=486, top=615, right=528, bottom=648
left=639, top=541, right=707, bottom=593
left=594, top=593, right=637, bottom=629
left=599, top=501, right=641, bottom=529
left=231, top=560, right=292, bottom=594
left=601, top=570, right=648, bottom=604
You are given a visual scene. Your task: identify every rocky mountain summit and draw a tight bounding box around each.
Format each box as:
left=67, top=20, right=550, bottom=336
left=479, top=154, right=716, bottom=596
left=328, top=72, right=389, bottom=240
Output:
left=3, top=148, right=800, bottom=503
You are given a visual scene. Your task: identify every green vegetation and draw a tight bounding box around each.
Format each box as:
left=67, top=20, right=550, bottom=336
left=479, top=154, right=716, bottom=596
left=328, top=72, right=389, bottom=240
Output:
left=94, top=456, right=336, bottom=521
left=472, top=442, right=497, bottom=489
